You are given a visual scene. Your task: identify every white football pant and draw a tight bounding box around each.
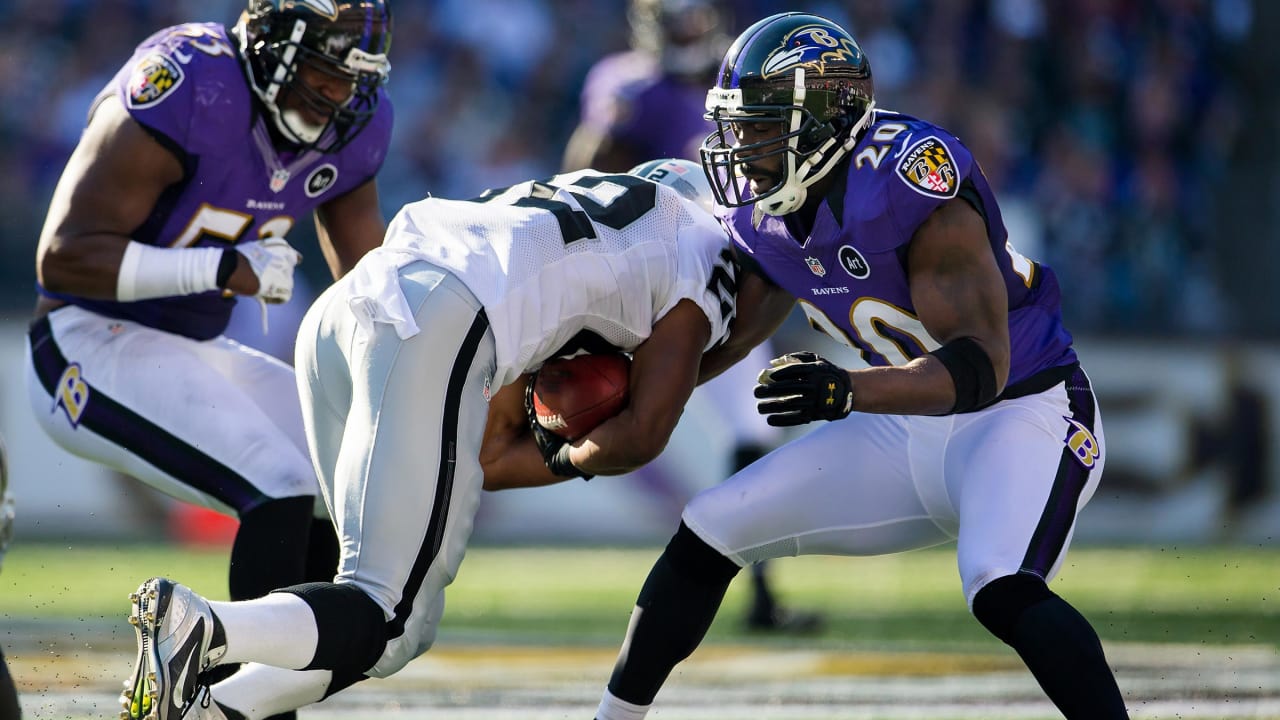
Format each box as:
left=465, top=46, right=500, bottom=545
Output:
left=683, top=369, right=1105, bottom=607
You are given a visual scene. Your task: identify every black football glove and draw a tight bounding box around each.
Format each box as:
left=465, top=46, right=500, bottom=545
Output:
left=753, top=351, right=854, bottom=427
left=524, top=375, right=593, bottom=480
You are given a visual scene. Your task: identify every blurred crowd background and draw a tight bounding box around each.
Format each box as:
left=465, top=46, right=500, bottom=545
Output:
left=1, top=0, right=1278, bottom=545
left=0, top=0, right=1273, bottom=338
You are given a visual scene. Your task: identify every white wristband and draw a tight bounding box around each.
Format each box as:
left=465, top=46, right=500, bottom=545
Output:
left=116, top=241, right=224, bottom=302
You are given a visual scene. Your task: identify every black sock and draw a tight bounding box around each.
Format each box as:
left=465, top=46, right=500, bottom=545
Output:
left=1006, top=596, right=1128, bottom=719
left=221, top=496, right=314, bottom=720
left=304, top=516, right=340, bottom=583
left=227, top=496, right=315, bottom=601
left=0, top=647, right=19, bottom=720
left=747, top=562, right=776, bottom=619
left=608, top=523, right=741, bottom=705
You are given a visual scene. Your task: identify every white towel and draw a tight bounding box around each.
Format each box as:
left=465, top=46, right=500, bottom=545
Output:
left=346, top=248, right=422, bottom=340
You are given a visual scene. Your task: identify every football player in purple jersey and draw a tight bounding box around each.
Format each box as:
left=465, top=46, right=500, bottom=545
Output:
left=26, top=0, right=391, bottom=647
left=564, top=0, right=821, bottom=635
left=594, top=12, right=1129, bottom=720
left=563, top=0, right=730, bottom=171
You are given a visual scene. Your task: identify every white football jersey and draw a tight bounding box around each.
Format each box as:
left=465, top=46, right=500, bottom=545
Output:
left=351, top=170, right=737, bottom=389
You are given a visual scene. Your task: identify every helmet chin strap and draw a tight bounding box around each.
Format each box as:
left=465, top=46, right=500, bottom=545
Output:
left=279, top=108, right=325, bottom=143
left=257, top=19, right=322, bottom=147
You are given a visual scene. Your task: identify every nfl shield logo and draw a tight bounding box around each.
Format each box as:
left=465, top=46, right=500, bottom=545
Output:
left=269, top=169, right=290, bottom=193
left=805, top=257, right=827, bottom=277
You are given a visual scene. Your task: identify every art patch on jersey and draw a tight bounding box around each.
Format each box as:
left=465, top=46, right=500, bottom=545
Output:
left=762, top=24, right=863, bottom=78
left=896, top=136, right=959, bottom=199
left=305, top=164, right=339, bottom=198
left=127, top=54, right=185, bottom=109
left=805, top=256, right=827, bottom=277
left=1063, top=417, right=1100, bottom=469
left=838, top=245, right=870, bottom=279
left=54, top=363, right=90, bottom=428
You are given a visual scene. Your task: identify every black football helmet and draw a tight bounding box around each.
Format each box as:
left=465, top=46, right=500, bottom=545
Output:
left=233, top=0, right=392, bottom=153
left=700, top=12, right=874, bottom=216
left=629, top=0, right=728, bottom=79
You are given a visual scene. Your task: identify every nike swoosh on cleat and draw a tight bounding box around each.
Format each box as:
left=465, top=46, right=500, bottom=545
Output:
left=168, top=617, right=205, bottom=712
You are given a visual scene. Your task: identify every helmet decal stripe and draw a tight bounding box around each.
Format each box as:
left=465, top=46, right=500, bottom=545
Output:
left=360, top=2, right=374, bottom=53
left=295, top=0, right=338, bottom=20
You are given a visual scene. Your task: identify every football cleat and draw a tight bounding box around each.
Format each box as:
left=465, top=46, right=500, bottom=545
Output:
left=121, top=578, right=226, bottom=720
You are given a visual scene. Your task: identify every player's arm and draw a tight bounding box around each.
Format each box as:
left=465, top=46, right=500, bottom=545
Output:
left=479, top=376, right=573, bottom=491
left=570, top=299, right=712, bottom=475
left=698, top=267, right=795, bottom=383
left=314, top=178, right=386, bottom=279
left=36, top=95, right=279, bottom=302
left=36, top=95, right=185, bottom=299
left=847, top=197, right=1010, bottom=414
left=755, top=198, right=1009, bottom=424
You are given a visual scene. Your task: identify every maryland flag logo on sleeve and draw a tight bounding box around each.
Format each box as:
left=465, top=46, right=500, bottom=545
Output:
left=127, top=54, right=184, bottom=108
left=896, top=136, right=959, bottom=199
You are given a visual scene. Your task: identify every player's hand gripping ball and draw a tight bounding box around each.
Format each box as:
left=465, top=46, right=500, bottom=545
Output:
left=532, top=353, right=632, bottom=441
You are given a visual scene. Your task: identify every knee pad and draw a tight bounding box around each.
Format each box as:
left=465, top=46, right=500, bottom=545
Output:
left=971, top=572, right=1055, bottom=645
left=277, top=582, right=387, bottom=673
left=664, top=522, right=741, bottom=586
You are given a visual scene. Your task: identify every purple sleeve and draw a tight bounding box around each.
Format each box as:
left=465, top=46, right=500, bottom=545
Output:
left=885, top=132, right=976, bottom=242
left=115, top=46, right=196, bottom=149
left=112, top=24, right=250, bottom=158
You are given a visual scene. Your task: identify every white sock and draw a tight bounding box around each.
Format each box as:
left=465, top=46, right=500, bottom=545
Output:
left=212, top=664, right=333, bottom=719
left=209, top=593, right=318, bottom=669
left=595, top=688, right=650, bottom=720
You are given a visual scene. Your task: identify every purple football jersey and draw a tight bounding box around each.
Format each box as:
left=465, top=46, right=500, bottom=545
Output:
left=42, top=23, right=393, bottom=340
left=578, top=50, right=711, bottom=163
left=724, top=111, right=1076, bottom=387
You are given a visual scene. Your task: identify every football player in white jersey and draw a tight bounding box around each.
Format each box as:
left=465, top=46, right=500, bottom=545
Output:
left=118, top=159, right=738, bottom=720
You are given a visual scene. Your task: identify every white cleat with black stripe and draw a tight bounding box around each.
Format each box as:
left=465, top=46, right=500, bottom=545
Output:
left=121, top=577, right=227, bottom=720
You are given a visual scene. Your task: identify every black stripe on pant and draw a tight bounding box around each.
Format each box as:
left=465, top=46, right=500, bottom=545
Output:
left=1020, top=365, right=1100, bottom=577
left=27, top=315, right=268, bottom=513
left=385, top=308, right=490, bottom=640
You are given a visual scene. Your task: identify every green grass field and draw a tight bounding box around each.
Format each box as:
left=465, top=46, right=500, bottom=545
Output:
left=2, top=541, right=1278, bottom=719
left=4, top=541, right=1276, bottom=647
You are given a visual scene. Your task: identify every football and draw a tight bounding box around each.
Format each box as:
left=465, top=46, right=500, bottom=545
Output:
left=532, top=353, right=632, bottom=441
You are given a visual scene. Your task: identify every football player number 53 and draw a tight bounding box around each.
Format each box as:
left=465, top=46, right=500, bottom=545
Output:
left=169, top=204, right=296, bottom=297
left=171, top=203, right=295, bottom=248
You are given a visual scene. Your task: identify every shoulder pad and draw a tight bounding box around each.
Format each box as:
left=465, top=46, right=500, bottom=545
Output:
left=117, top=24, right=250, bottom=154
left=841, top=114, right=977, bottom=249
